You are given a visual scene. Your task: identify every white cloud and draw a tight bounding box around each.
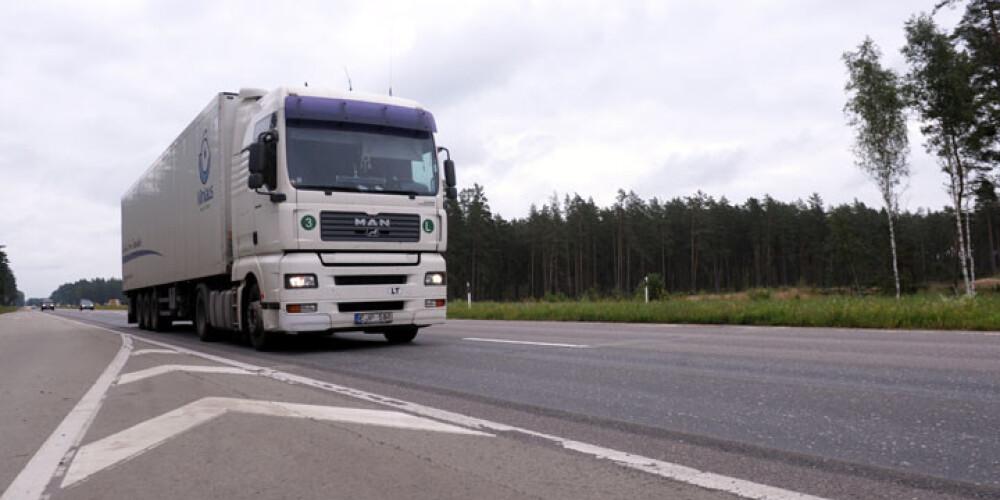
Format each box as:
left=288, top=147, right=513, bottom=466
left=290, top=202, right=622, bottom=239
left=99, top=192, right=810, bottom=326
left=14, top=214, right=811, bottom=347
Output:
left=0, top=0, right=967, bottom=297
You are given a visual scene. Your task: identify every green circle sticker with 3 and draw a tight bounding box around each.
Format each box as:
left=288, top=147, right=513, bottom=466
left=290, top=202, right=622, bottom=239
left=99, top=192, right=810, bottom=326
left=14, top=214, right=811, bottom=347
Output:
left=301, top=215, right=317, bottom=231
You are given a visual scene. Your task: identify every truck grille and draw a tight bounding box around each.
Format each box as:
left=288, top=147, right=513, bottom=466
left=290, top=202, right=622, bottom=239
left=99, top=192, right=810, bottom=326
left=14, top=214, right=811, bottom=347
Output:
left=320, top=212, right=420, bottom=242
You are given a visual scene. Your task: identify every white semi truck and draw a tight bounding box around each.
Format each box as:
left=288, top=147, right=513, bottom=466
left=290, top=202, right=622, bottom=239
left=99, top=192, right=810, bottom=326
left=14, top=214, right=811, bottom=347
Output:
left=121, top=87, right=456, bottom=350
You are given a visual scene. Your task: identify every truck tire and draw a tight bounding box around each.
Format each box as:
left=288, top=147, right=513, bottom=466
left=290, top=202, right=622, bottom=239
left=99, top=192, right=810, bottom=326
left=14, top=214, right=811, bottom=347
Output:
left=383, top=326, right=418, bottom=344
left=195, top=285, right=218, bottom=342
left=127, top=294, right=136, bottom=324
left=150, top=289, right=172, bottom=332
left=144, top=292, right=155, bottom=330
left=137, top=292, right=149, bottom=330
left=245, top=282, right=276, bottom=351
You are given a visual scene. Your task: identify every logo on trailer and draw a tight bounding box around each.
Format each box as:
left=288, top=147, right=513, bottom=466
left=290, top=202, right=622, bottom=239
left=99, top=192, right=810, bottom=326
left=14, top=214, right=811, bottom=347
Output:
left=198, top=131, right=211, bottom=185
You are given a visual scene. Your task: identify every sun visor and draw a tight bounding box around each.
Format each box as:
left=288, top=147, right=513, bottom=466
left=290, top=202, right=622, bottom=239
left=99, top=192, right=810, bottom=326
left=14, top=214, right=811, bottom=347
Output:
left=284, top=96, right=437, bottom=132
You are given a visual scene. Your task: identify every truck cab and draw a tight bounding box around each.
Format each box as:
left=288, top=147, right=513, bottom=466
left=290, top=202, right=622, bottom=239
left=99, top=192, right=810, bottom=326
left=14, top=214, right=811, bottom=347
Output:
left=231, top=88, right=457, bottom=347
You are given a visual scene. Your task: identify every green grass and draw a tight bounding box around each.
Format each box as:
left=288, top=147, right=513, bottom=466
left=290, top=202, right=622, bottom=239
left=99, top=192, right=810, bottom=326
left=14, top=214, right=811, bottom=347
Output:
left=0, top=306, right=17, bottom=315
left=447, top=293, right=1000, bottom=331
left=96, top=304, right=127, bottom=310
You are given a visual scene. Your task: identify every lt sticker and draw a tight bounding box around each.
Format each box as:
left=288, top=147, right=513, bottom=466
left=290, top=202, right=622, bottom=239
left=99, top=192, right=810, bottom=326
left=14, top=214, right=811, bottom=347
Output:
left=422, top=219, right=435, bottom=233
left=301, top=215, right=317, bottom=231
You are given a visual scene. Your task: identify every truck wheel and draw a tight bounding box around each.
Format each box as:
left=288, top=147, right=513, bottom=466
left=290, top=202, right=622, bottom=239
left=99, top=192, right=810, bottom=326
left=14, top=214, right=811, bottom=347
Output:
left=245, top=282, right=275, bottom=351
left=383, top=326, right=418, bottom=344
left=137, top=292, right=149, bottom=330
left=145, top=292, right=155, bottom=330
left=195, top=285, right=218, bottom=342
left=150, top=289, right=172, bottom=332
left=127, top=294, right=137, bottom=324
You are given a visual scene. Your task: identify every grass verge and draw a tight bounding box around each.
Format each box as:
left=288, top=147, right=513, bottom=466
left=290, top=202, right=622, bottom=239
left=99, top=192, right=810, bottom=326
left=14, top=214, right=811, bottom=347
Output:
left=0, top=306, right=18, bottom=315
left=447, top=294, right=1000, bottom=331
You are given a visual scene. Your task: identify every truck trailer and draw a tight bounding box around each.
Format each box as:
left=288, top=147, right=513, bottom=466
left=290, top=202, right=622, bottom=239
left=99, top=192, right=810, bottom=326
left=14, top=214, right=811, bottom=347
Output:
left=121, top=87, right=457, bottom=350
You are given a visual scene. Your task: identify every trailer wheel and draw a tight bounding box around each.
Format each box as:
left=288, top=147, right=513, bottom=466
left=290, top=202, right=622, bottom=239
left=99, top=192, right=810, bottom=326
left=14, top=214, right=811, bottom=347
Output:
left=150, top=289, right=172, bottom=332
left=137, top=292, right=149, bottom=330
left=127, top=294, right=136, bottom=324
left=195, top=285, right=218, bottom=342
left=134, top=293, right=143, bottom=329
left=245, top=282, right=275, bottom=351
left=145, top=292, right=155, bottom=330
left=383, top=326, right=418, bottom=344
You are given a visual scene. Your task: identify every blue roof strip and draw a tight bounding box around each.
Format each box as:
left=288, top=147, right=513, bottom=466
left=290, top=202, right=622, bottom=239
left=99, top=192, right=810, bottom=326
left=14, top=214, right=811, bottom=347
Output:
left=284, top=96, right=437, bottom=133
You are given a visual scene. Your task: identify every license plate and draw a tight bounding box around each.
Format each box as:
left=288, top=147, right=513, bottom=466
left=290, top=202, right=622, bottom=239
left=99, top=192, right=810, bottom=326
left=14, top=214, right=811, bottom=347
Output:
left=354, top=312, right=393, bottom=325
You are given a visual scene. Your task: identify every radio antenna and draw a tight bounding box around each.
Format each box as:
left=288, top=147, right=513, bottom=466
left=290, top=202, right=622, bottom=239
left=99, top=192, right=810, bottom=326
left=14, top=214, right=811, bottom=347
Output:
left=343, top=67, right=353, bottom=91
left=389, top=28, right=394, bottom=96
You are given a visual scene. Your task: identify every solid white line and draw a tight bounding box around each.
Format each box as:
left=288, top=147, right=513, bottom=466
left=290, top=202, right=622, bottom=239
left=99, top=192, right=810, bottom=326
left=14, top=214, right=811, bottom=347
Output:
left=463, top=337, right=592, bottom=348
left=131, top=349, right=180, bottom=356
left=117, top=365, right=249, bottom=385
left=52, top=318, right=830, bottom=500
left=62, top=396, right=489, bottom=487
left=1, top=335, right=132, bottom=500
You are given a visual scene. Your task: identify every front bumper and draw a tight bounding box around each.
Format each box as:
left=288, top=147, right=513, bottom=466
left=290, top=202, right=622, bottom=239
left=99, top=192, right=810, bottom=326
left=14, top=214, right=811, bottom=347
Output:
left=262, top=252, right=447, bottom=333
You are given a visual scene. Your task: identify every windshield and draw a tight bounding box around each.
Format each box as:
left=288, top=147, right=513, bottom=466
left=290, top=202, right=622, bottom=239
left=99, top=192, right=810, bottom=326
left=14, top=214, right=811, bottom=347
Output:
left=285, top=120, right=438, bottom=196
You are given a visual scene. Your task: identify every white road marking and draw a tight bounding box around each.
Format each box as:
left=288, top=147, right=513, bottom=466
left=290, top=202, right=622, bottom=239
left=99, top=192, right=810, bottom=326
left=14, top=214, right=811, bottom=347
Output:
left=49, top=316, right=831, bottom=500
left=131, top=349, right=180, bottom=356
left=62, top=397, right=490, bottom=487
left=1, top=335, right=132, bottom=500
left=117, top=365, right=248, bottom=385
left=463, top=337, right=592, bottom=348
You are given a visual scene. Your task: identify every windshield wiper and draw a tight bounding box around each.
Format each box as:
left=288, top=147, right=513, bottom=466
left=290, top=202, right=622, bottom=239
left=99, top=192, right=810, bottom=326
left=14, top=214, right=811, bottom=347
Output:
left=293, top=184, right=425, bottom=198
left=375, top=189, right=424, bottom=199
left=294, top=185, right=357, bottom=193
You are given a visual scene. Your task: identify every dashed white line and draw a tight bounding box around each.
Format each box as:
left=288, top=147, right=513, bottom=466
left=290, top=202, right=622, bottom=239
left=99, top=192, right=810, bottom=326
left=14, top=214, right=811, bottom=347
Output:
left=463, top=338, right=592, bottom=348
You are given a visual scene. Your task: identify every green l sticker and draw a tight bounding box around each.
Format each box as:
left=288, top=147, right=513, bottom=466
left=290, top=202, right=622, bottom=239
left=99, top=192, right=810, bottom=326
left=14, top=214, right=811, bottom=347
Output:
left=422, top=219, right=435, bottom=233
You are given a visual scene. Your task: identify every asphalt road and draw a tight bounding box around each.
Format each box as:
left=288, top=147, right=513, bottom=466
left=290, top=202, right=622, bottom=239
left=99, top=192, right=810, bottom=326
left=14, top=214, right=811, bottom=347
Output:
left=3, top=309, right=999, bottom=499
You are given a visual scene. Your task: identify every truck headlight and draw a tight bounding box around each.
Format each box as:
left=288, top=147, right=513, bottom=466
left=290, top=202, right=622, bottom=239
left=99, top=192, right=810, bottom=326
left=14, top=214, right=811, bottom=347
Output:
left=424, top=272, right=446, bottom=286
left=285, top=274, right=318, bottom=289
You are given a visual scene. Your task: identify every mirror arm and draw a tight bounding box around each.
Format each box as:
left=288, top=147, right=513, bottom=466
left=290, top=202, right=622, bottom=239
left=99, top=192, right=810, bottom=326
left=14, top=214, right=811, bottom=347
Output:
left=437, top=146, right=451, bottom=161
left=253, top=188, right=286, bottom=203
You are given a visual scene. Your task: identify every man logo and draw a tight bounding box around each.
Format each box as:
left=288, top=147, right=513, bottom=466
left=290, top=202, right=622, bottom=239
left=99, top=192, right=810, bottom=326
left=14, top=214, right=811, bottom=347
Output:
left=354, top=217, right=391, bottom=228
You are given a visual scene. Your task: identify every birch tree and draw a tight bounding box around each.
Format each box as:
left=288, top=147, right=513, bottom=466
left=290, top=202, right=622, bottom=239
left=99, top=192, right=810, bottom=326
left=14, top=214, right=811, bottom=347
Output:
left=844, top=38, right=910, bottom=298
left=904, top=14, right=981, bottom=296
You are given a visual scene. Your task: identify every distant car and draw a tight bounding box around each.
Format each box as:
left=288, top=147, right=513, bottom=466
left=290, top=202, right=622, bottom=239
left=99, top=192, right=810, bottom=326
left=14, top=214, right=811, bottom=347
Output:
left=79, top=299, right=95, bottom=311
left=41, top=300, right=55, bottom=311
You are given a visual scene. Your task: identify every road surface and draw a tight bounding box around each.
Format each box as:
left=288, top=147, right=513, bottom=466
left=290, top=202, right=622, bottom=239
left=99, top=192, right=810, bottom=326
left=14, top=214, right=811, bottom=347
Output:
left=1, top=309, right=997, bottom=499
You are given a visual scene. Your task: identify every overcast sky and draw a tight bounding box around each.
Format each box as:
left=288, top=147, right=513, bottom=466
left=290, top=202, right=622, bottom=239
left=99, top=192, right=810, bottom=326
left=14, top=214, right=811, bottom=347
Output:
left=0, top=0, right=964, bottom=299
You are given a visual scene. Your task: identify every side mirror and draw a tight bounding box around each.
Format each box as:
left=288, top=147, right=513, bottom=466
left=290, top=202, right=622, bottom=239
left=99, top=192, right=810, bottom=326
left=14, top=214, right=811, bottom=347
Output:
left=248, top=131, right=277, bottom=189
left=248, top=142, right=266, bottom=174
left=248, top=173, right=264, bottom=190
left=444, top=159, right=457, bottom=200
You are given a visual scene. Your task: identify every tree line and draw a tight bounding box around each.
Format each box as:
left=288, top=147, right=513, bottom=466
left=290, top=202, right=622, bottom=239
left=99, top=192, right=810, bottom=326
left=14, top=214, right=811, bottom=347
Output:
left=47, top=278, right=124, bottom=306
left=444, top=184, right=999, bottom=301
left=0, top=245, right=23, bottom=306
